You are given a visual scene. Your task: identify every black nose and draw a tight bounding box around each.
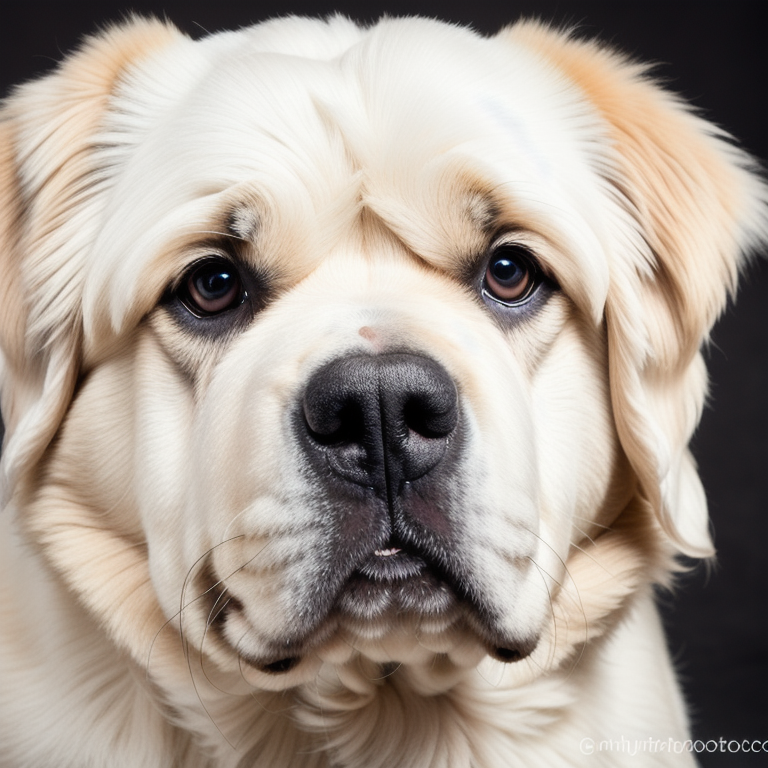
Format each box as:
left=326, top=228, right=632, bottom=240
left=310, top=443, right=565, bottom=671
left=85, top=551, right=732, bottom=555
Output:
left=301, top=353, right=459, bottom=497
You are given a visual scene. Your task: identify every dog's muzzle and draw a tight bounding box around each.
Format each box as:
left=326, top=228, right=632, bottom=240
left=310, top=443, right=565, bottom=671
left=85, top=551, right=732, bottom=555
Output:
left=214, top=352, right=535, bottom=672
left=297, top=351, right=466, bottom=600
left=294, top=353, right=492, bottom=644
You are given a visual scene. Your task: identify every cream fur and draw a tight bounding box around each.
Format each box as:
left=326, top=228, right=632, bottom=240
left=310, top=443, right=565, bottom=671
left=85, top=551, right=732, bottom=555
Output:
left=0, top=16, right=765, bottom=768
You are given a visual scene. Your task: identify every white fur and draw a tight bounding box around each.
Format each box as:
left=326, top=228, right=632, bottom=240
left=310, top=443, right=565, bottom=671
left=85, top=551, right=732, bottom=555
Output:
left=0, top=15, right=765, bottom=768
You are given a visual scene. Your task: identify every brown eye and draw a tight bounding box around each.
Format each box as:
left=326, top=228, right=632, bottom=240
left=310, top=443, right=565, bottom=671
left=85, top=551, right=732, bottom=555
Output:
left=181, top=258, right=244, bottom=316
left=483, top=245, right=537, bottom=305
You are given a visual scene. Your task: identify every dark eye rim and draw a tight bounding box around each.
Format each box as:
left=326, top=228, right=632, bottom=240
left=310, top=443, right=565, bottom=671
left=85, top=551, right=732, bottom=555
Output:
left=176, top=255, right=248, bottom=318
left=481, top=242, right=542, bottom=308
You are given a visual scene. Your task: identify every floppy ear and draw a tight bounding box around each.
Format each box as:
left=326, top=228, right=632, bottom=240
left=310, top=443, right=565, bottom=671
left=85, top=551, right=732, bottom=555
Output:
left=507, top=22, right=768, bottom=557
left=0, top=18, right=181, bottom=501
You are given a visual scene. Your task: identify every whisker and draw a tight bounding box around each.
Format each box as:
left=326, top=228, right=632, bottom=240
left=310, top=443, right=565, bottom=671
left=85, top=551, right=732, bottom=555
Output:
left=570, top=522, right=599, bottom=548
left=521, top=527, right=585, bottom=610
left=567, top=540, right=619, bottom=579
left=526, top=557, right=560, bottom=672
left=572, top=515, right=613, bottom=532
left=520, top=526, right=589, bottom=677
left=146, top=535, right=246, bottom=676
left=177, top=540, right=248, bottom=750
left=188, top=227, right=250, bottom=243
left=197, top=592, right=237, bottom=695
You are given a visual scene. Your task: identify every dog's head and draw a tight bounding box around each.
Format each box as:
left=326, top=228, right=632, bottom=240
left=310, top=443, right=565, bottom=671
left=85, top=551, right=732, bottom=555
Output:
left=1, top=17, right=765, bottom=691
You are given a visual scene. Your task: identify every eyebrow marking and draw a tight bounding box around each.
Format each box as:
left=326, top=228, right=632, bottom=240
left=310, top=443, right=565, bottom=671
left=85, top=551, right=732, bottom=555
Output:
left=226, top=206, right=260, bottom=241
left=465, top=191, right=500, bottom=234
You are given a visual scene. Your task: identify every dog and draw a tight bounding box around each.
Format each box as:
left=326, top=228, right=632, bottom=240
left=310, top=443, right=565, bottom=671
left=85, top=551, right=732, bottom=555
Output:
left=0, top=14, right=765, bottom=768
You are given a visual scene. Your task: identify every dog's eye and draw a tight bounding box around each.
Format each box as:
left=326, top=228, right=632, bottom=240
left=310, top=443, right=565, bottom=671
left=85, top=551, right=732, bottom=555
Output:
left=482, top=244, right=538, bottom=306
left=179, top=258, right=245, bottom=317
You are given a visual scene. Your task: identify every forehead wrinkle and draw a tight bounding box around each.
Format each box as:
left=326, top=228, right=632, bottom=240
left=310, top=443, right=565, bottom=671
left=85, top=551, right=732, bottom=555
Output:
left=310, top=91, right=363, bottom=176
left=354, top=205, right=417, bottom=264
left=356, top=164, right=497, bottom=276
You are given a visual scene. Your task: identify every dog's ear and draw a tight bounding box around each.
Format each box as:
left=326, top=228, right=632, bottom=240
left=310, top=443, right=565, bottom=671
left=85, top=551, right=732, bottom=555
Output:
left=0, top=18, right=180, bottom=500
left=507, top=22, right=768, bottom=557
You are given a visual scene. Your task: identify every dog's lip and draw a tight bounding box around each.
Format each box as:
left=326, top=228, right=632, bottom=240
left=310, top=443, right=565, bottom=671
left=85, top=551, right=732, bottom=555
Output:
left=207, top=538, right=537, bottom=674
left=330, top=536, right=464, bottom=622
left=351, top=534, right=445, bottom=584
left=211, top=547, right=538, bottom=674
left=356, top=541, right=428, bottom=582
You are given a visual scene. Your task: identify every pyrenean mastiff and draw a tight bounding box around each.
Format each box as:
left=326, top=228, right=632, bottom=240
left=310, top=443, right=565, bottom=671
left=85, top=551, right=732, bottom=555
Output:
left=0, top=15, right=765, bottom=768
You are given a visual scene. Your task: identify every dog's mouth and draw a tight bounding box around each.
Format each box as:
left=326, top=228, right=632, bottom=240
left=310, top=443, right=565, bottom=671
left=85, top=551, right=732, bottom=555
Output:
left=357, top=536, right=432, bottom=583
left=201, top=531, right=536, bottom=677
left=333, top=535, right=459, bottom=620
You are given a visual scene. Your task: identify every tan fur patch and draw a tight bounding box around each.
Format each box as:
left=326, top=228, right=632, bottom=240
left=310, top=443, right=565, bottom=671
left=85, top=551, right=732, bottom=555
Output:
left=0, top=19, right=181, bottom=493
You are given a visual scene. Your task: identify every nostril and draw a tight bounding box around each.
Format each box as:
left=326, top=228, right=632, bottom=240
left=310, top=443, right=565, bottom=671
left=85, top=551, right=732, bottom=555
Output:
left=403, top=394, right=458, bottom=439
left=304, top=400, right=365, bottom=446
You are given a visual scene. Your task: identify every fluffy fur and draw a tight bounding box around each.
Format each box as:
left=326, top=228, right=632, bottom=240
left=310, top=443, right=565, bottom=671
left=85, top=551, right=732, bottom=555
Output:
left=0, top=15, right=765, bottom=768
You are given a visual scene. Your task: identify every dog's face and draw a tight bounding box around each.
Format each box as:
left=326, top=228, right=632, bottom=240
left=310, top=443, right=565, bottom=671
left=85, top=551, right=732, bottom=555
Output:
left=97, top=19, right=628, bottom=676
left=0, top=17, right=765, bottom=693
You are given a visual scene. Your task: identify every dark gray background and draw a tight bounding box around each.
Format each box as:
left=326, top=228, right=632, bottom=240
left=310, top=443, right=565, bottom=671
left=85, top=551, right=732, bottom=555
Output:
left=0, top=2, right=765, bottom=764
